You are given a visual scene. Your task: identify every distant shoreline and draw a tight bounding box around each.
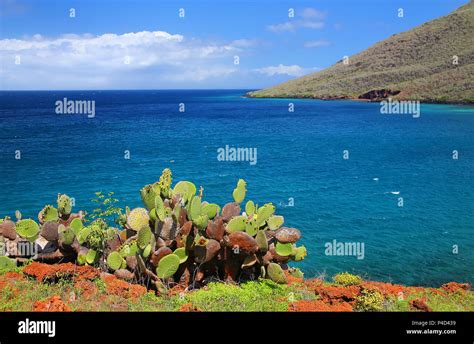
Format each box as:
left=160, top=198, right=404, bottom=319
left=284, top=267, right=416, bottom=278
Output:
left=244, top=92, right=474, bottom=106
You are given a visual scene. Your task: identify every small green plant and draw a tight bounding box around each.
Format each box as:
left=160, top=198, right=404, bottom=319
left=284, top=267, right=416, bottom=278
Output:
left=355, top=289, right=384, bottom=312
left=89, top=192, right=124, bottom=225
left=333, top=272, right=363, bottom=286
left=184, top=280, right=290, bottom=311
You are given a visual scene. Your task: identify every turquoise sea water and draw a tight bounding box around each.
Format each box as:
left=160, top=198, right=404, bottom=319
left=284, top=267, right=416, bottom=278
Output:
left=0, top=90, right=473, bottom=286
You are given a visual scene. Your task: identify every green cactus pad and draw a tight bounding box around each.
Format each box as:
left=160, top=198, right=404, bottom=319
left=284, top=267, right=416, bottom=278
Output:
left=127, top=208, right=150, bottom=231
left=293, top=245, right=307, bottom=261
left=39, top=205, right=59, bottom=223
left=154, top=195, right=166, bottom=221
left=140, top=184, right=160, bottom=210
left=275, top=242, right=294, bottom=257
left=232, top=179, right=247, bottom=203
left=226, top=215, right=247, bottom=233
left=86, top=249, right=97, bottom=264
left=245, top=200, right=255, bottom=216
left=69, top=218, right=83, bottom=235
left=58, top=226, right=75, bottom=246
left=137, top=226, right=152, bottom=250
left=255, top=230, right=268, bottom=252
left=189, top=196, right=202, bottom=221
left=193, top=214, right=209, bottom=230
left=149, top=208, right=157, bottom=222
left=156, top=253, right=180, bottom=279
left=245, top=218, right=259, bottom=237
left=142, top=244, right=152, bottom=258
left=126, top=241, right=139, bottom=257
left=57, top=194, right=72, bottom=216
left=76, top=226, right=92, bottom=244
left=174, top=247, right=188, bottom=264
left=201, top=203, right=220, bottom=219
left=267, top=263, right=288, bottom=284
left=107, top=251, right=124, bottom=271
left=77, top=254, right=87, bottom=265
left=158, top=168, right=172, bottom=198
left=256, top=203, right=275, bottom=226
left=267, top=215, right=284, bottom=230
left=119, top=244, right=131, bottom=257
left=172, top=181, right=196, bottom=204
left=15, top=219, right=40, bottom=241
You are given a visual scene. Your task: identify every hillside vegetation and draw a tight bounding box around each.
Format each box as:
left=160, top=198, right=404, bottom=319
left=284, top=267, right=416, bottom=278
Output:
left=249, top=1, right=474, bottom=103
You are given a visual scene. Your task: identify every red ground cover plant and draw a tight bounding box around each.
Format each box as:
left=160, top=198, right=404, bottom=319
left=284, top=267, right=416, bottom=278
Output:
left=33, top=295, right=71, bottom=312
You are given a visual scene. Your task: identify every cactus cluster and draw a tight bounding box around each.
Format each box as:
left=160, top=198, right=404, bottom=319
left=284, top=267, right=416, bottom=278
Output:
left=114, top=168, right=307, bottom=289
left=0, top=169, right=307, bottom=290
left=0, top=194, right=86, bottom=267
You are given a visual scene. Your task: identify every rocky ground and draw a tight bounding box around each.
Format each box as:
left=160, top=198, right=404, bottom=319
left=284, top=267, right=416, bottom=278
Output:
left=0, top=262, right=472, bottom=312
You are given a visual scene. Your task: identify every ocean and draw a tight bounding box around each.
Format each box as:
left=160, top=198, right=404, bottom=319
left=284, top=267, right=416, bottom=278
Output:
left=0, top=90, right=473, bottom=286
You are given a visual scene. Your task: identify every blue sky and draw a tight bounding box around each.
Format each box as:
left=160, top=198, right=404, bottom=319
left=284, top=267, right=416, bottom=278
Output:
left=0, top=0, right=468, bottom=90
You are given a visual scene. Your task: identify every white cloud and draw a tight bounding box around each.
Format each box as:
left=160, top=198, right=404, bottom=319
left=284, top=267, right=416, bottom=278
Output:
left=267, top=22, right=297, bottom=33
left=267, top=7, right=326, bottom=33
left=304, top=40, right=330, bottom=48
left=300, top=8, right=327, bottom=19
left=0, top=30, right=248, bottom=89
left=253, top=64, right=318, bottom=77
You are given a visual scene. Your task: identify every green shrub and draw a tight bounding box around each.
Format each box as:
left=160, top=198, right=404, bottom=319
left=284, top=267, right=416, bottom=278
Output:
left=185, top=280, right=291, bottom=311
left=355, top=289, right=384, bottom=312
left=333, top=272, right=363, bottom=286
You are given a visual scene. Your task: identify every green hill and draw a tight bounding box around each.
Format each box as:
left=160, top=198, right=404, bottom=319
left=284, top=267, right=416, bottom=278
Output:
left=248, top=1, right=474, bottom=103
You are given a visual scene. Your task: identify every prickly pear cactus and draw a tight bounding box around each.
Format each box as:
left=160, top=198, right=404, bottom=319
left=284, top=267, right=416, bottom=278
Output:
left=57, top=194, right=72, bottom=216
left=5, top=168, right=307, bottom=290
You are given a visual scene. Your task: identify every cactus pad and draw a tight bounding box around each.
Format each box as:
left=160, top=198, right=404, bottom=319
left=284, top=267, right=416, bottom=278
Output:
left=293, top=245, right=307, bottom=261
left=107, top=251, right=124, bottom=271
left=267, top=263, right=287, bottom=284
left=15, top=219, right=40, bottom=241
left=137, top=226, right=152, bottom=250
left=69, top=218, right=83, bottom=235
left=232, top=179, right=247, bottom=203
left=39, top=205, right=59, bottom=223
left=266, top=215, right=284, bottom=230
left=226, top=215, right=247, bottom=233
left=127, top=208, right=150, bottom=231
left=275, top=242, right=294, bottom=257
left=57, top=194, right=72, bottom=216
left=156, top=253, right=180, bottom=279
left=172, top=181, right=196, bottom=204
left=174, top=247, right=188, bottom=264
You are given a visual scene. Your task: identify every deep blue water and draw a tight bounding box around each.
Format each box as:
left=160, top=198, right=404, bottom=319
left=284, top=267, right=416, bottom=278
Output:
left=0, top=90, right=473, bottom=286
